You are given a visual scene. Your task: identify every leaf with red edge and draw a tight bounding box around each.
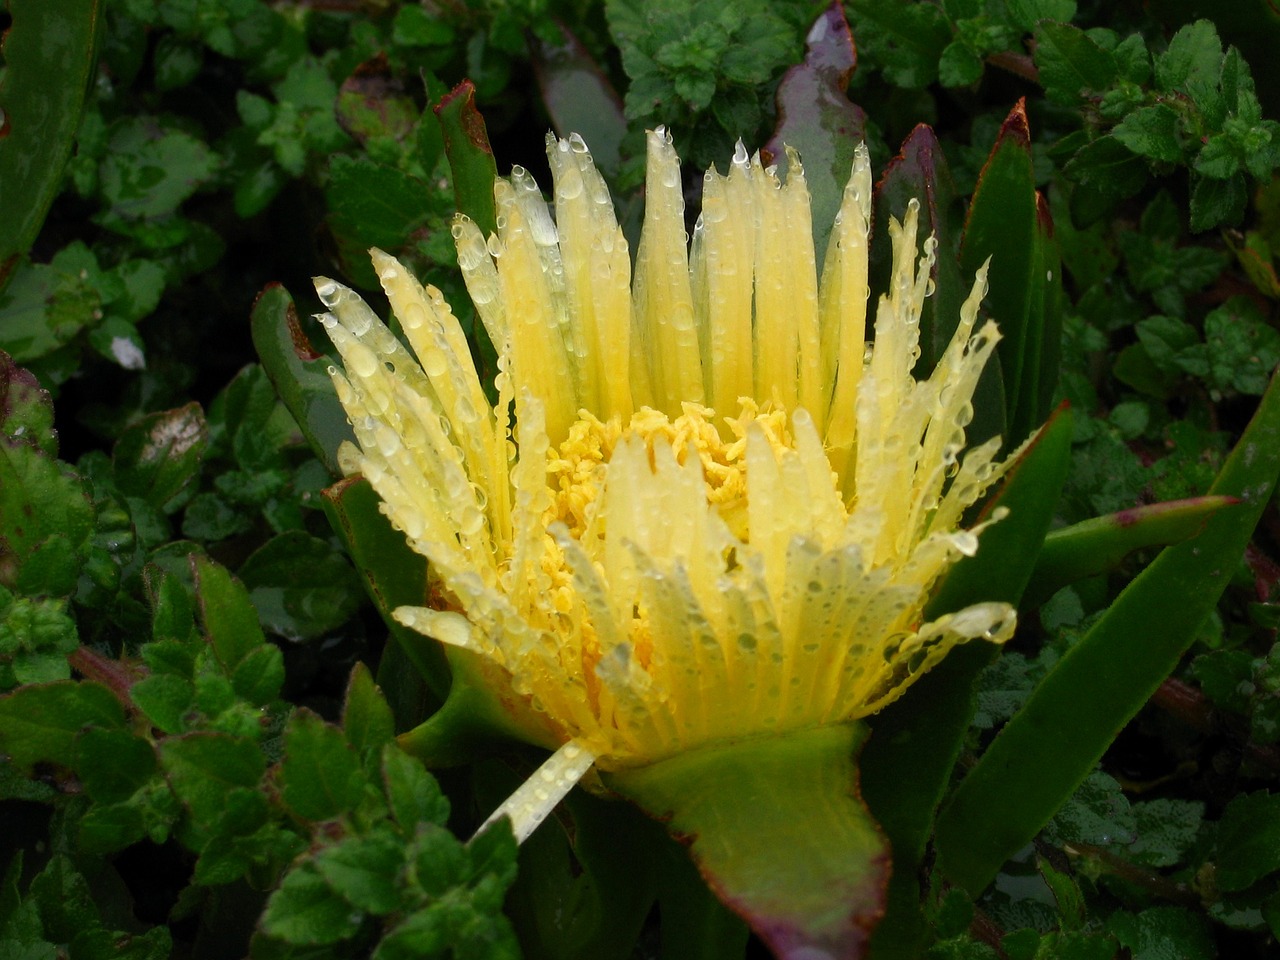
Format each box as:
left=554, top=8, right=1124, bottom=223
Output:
left=531, top=21, right=627, bottom=178
left=1024, top=494, right=1239, bottom=607
left=435, top=81, right=498, bottom=238
left=763, top=1, right=868, bottom=261
left=608, top=724, right=888, bottom=960
left=0, top=350, right=55, bottom=455
left=960, top=99, right=1062, bottom=447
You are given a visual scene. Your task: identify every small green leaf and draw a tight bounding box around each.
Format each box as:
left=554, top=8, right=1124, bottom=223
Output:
left=98, top=117, right=221, bottom=220
left=76, top=727, right=156, bottom=804
left=408, top=822, right=469, bottom=898
left=1107, top=907, right=1214, bottom=960
left=609, top=724, right=887, bottom=960
left=1, top=350, right=57, bottom=456
left=280, top=708, right=365, bottom=821
left=0, top=681, right=125, bottom=770
left=193, top=555, right=265, bottom=674
left=112, top=403, right=208, bottom=513
left=160, top=732, right=266, bottom=829
left=344, top=662, right=395, bottom=759
left=131, top=674, right=195, bottom=734
left=313, top=831, right=405, bottom=915
left=1033, top=21, right=1118, bottom=105
left=1190, top=172, right=1247, bottom=231
left=261, top=865, right=364, bottom=946
left=0, top=440, right=94, bottom=593
left=1216, top=791, right=1280, bottom=892
left=1112, top=104, right=1183, bottom=163
left=382, top=743, right=450, bottom=832
left=230, top=643, right=285, bottom=707
left=1154, top=20, right=1222, bottom=101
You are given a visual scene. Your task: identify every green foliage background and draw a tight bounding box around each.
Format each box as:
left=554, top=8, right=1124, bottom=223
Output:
left=3, top=0, right=1280, bottom=957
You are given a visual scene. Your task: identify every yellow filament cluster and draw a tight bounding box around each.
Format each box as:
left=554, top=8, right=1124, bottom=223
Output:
left=316, top=129, right=1018, bottom=771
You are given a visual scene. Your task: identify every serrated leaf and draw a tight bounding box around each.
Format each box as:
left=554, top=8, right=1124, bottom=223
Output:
left=0, top=350, right=57, bottom=456
left=381, top=743, right=450, bottom=831
left=609, top=724, right=887, bottom=960
left=1190, top=172, right=1247, bottom=231
left=1107, top=907, right=1213, bottom=960
left=0, top=0, right=104, bottom=291
left=75, top=727, right=156, bottom=804
left=261, top=865, right=364, bottom=946
left=230, top=643, right=285, bottom=707
left=130, top=673, right=195, bottom=734
left=0, top=681, right=125, bottom=771
left=193, top=555, right=265, bottom=674
left=1033, top=21, right=1118, bottom=105
left=0, top=440, right=94, bottom=593
left=1154, top=20, right=1222, bottom=102
left=1112, top=104, right=1183, bottom=163
left=160, top=732, right=266, bottom=829
left=343, top=662, right=395, bottom=759
left=1006, top=0, right=1076, bottom=32
left=313, top=831, right=405, bottom=915
left=112, top=403, right=208, bottom=513
left=280, top=708, right=365, bottom=821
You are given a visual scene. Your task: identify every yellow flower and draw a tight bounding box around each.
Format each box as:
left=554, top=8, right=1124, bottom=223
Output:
left=315, top=129, right=1016, bottom=840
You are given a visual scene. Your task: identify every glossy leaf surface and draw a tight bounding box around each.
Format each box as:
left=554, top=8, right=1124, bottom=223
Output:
left=0, top=0, right=103, bottom=290
left=763, top=1, right=867, bottom=261
left=862, top=406, right=1073, bottom=958
left=936, top=368, right=1280, bottom=895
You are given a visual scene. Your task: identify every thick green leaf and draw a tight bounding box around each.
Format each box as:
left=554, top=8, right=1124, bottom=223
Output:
left=960, top=99, right=1061, bottom=445
left=935, top=367, right=1280, bottom=895
left=863, top=407, right=1073, bottom=959
left=608, top=724, right=887, bottom=960
left=1024, top=495, right=1237, bottom=606
left=874, top=124, right=1004, bottom=443
left=0, top=0, right=103, bottom=291
left=112, top=403, right=209, bottom=513
left=238, top=531, right=363, bottom=641
left=531, top=20, right=627, bottom=178
left=250, top=284, right=354, bottom=477
left=0, top=681, right=125, bottom=771
left=321, top=476, right=447, bottom=699
left=279, top=708, right=365, bottom=821
left=762, top=1, right=867, bottom=262
left=434, top=81, right=498, bottom=238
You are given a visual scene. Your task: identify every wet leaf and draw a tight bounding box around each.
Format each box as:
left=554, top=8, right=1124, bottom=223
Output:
left=112, top=403, right=209, bottom=513
left=763, top=1, right=867, bottom=261
left=936, top=367, right=1280, bottom=895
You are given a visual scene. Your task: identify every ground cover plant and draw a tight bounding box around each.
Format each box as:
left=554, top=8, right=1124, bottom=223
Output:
left=4, top=0, right=1280, bottom=957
